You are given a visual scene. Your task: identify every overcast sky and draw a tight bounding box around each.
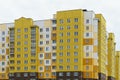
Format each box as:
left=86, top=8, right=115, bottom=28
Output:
left=0, top=0, right=120, bottom=50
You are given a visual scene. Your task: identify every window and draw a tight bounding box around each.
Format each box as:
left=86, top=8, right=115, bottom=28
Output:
left=59, top=52, right=63, bottom=56
left=40, top=28, right=43, bottom=32
left=86, top=72, right=89, bottom=77
left=2, top=68, right=5, bottom=71
left=67, top=26, right=70, bottom=29
left=17, top=35, right=20, bottom=39
left=2, top=37, right=5, bottom=41
left=40, top=54, right=43, bottom=58
left=86, top=52, right=89, bottom=57
left=40, top=60, right=43, bottom=64
left=24, top=28, right=28, bottom=32
left=2, top=43, right=5, bottom=47
left=86, top=26, right=89, bottom=30
left=24, top=54, right=28, bottom=58
left=74, top=45, right=78, bottom=49
left=59, top=46, right=63, bottom=50
left=46, top=28, right=49, bottom=32
left=46, top=73, right=49, bottom=77
left=74, top=72, right=78, bottom=76
left=40, top=41, right=43, bottom=45
left=16, top=73, right=21, bottom=77
left=74, top=25, right=78, bottom=29
left=40, top=35, right=43, bottom=38
left=17, top=48, right=20, bottom=52
left=67, top=18, right=70, bottom=23
left=46, top=47, right=49, bottom=51
left=24, top=34, right=28, bottom=38
left=52, top=20, right=56, bottom=24
left=59, top=33, right=63, bottom=37
left=40, top=67, right=43, bottom=71
left=67, top=52, right=70, bottom=56
left=67, top=66, right=70, bottom=70
left=59, top=59, right=63, bottom=63
left=17, top=54, right=21, bottom=58
left=59, top=72, right=63, bottom=76
left=31, top=66, right=36, bottom=70
left=67, top=59, right=70, bottom=63
left=86, top=19, right=89, bottom=23
left=17, top=42, right=21, bottom=45
left=24, top=47, right=28, bottom=51
left=24, top=60, right=28, bottom=64
left=74, top=18, right=78, bottom=22
left=46, top=34, right=49, bottom=38
left=60, top=26, right=63, bottom=30
left=52, top=72, right=56, bottom=76
left=46, top=60, right=50, bottom=64
left=60, top=19, right=63, bottom=24
left=52, top=46, right=56, bottom=50
left=86, top=33, right=89, bottom=37
left=74, top=52, right=78, bottom=56
left=59, top=66, right=63, bottom=70
left=86, top=46, right=89, bottom=50
left=24, top=41, right=28, bottom=45
left=2, top=49, right=5, bottom=53
left=52, top=27, right=56, bottom=30
left=67, top=39, right=70, bottom=43
left=17, top=60, right=21, bottom=64
left=74, top=58, right=78, bottom=62
left=66, top=72, right=70, bottom=76
left=74, top=65, right=78, bottom=70
left=52, top=40, right=56, bottom=44
left=17, top=67, right=20, bottom=70
left=74, top=38, right=78, bottom=42
left=67, top=32, right=70, bottom=36
left=2, top=62, right=5, bottom=65
left=74, top=32, right=78, bottom=36
left=17, top=29, right=20, bottom=32
left=24, top=73, right=28, bottom=77
left=46, top=41, right=49, bottom=44
left=86, top=66, right=89, bottom=70
left=60, top=39, right=63, bottom=43
left=2, top=31, right=5, bottom=35
left=67, top=45, right=70, bottom=49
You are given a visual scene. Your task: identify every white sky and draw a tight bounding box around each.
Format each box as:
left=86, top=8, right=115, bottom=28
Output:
left=0, top=0, right=120, bottom=50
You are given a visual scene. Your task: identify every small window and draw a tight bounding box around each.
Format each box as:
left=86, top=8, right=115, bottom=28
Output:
left=2, top=31, right=5, bottom=35
left=46, top=28, right=49, bottom=32
left=17, top=29, right=20, bottom=32
left=24, top=28, right=28, bottom=32
left=40, top=28, right=43, bottom=32
left=74, top=25, right=78, bottom=29
left=67, top=18, right=70, bottom=23
left=74, top=32, right=78, bottom=36
left=67, top=26, right=70, bottom=29
left=74, top=18, right=78, bottom=22
left=86, top=26, right=89, bottom=30
left=74, top=52, right=78, bottom=56
left=86, top=19, right=89, bottom=23
left=60, top=19, right=63, bottom=24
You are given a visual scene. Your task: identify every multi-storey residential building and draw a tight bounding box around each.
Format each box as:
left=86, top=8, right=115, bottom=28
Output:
left=116, top=51, right=120, bottom=80
left=34, top=19, right=57, bottom=80
left=9, top=17, right=39, bottom=80
left=0, top=23, right=14, bottom=80
left=0, top=24, right=9, bottom=80
left=56, top=9, right=107, bottom=80
left=107, top=33, right=116, bottom=80
left=0, top=9, right=119, bottom=80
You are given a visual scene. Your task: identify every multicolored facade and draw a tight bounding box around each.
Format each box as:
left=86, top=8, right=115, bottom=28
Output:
left=0, top=9, right=119, bottom=80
